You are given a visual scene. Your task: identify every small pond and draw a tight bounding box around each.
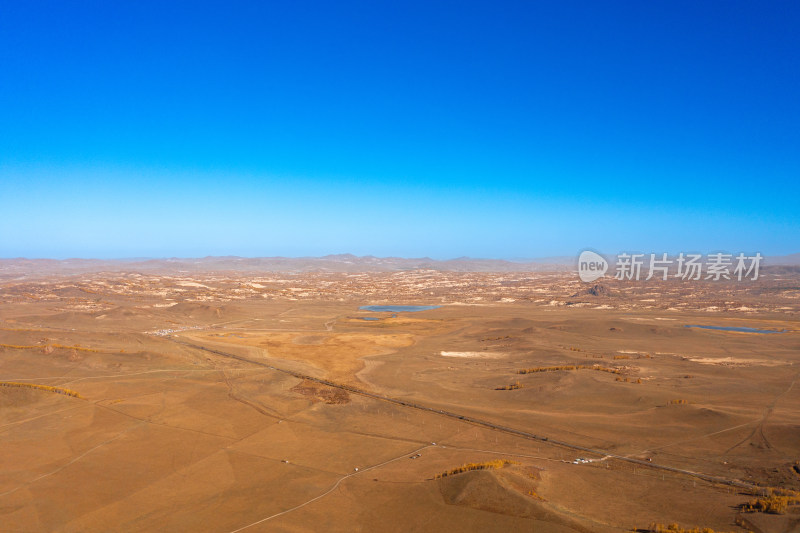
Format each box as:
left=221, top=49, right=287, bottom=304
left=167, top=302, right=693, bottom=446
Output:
left=684, top=325, right=785, bottom=334
left=359, top=305, right=441, bottom=313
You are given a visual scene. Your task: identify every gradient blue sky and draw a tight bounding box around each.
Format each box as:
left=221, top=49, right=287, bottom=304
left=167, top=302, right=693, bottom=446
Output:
left=1, top=1, right=798, bottom=259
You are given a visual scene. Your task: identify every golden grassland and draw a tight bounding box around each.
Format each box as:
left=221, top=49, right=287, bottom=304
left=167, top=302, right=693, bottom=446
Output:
left=1, top=270, right=799, bottom=532
left=190, top=330, right=414, bottom=383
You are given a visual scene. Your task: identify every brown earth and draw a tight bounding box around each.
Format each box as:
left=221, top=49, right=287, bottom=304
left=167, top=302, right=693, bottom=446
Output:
left=1, top=270, right=799, bottom=532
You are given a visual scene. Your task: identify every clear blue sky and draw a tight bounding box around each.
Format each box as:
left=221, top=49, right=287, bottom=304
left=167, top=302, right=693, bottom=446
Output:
left=1, top=1, right=798, bottom=259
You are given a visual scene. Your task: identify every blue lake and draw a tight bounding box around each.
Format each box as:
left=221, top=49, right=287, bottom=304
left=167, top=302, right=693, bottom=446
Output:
left=684, top=325, right=785, bottom=334
left=359, top=305, right=441, bottom=313
left=357, top=317, right=381, bottom=321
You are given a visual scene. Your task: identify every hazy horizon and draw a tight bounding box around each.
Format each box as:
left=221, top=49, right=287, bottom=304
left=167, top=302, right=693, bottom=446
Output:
left=3, top=251, right=799, bottom=264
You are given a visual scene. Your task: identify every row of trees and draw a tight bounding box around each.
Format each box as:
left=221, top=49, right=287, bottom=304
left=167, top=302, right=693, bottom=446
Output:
left=0, top=381, right=83, bottom=398
left=516, top=364, right=621, bottom=375
left=495, top=381, right=522, bottom=390
left=648, top=523, right=735, bottom=533
left=435, top=459, right=515, bottom=479
left=0, top=343, right=99, bottom=353
left=741, top=489, right=800, bottom=514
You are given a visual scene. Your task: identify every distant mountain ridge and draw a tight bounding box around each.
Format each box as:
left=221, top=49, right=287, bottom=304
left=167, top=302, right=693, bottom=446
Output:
left=1, top=253, right=798, bottom=278
left=0, top=255, right=572, bottom=277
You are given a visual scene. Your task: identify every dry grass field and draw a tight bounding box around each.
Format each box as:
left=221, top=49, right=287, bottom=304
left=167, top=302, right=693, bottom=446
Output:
left=1, top=266, right=799, bottom=532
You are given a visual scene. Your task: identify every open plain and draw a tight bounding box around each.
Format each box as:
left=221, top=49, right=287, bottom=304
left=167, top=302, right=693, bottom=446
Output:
left=1, top=262, right=799, bottom=532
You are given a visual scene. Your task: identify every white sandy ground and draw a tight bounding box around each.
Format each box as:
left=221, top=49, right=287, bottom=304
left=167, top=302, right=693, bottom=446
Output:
left=175, top=281, right=209, bottom=288
left=686, top=356, right=789, bottom=367
left=440, top=351, right=504, bottom=359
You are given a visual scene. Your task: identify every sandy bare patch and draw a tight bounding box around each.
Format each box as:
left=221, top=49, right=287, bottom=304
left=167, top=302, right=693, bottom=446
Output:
left=687, top=356, right=787, bottom=367
left=175, top=281, right=209, bottom=288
